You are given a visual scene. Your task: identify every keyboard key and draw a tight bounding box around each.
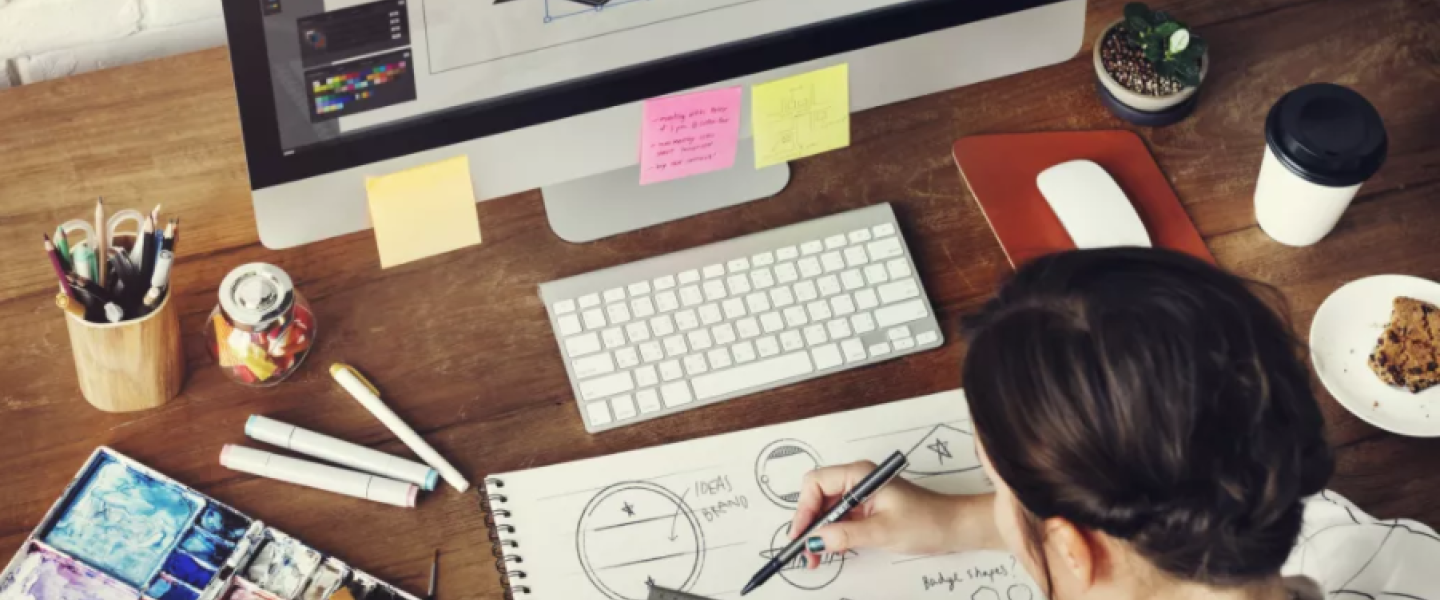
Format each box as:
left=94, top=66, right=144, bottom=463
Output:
left=722, top=298, right=746, bottom=320
left=606, top=303, right=632, bottom=324
left=863, top=264, right=889, bottom=285
left=752, top=251, right=775, bottom=266
left=557, top=314, right=582, bottom=336
left=634, top=364, right=659, bottom=387
left=795, top=280, right=819, bottom=302
left=684, top=354, right=709, bottom=375
left=616, top=347, right=640, bottom=369
left=769, top=287, right=795, bottom=307
left=675, top=309, right=700, bottom=331
left=887, top=258, right=913, bottom=279
left=736, top=317, right=761, bottom=338
left=631, top=297, right=656, bottom=319
left=579, top=372, right=633, bottom=401
left=875, top=299, right=928, bottom=328
left=888, top=326, right=912, bottom=341
left=831, top=294, right=856, bottom=316
left=611, top=395, right=637, bottom=420
left=639, top=341, right=664, bottom=363
left=841, top=338, right=866, bottom=362
left=744, top=293, right=770, bottom=314
left=776, top=246, right=799, bottom=260
left=663, top=335, right=688, bottom=357
left=602, top=328, right=626, bottom=349
left=553, top=299, right=576, bottom=314
left=680, top=285, right=704, bottom=307
left=798, top=257, right=823, bottom=278
left=848, top=228, right=872, bottom=244
left=824, top=234, right=848, bottom=250
left=708, top=348, right=733, bottom=370
left=636, top=389, right=662, bottom=413
left=812, top=343, right=843, bottom=370
left=566, top=332, right=601, bottom=357
left=756, top=336, right=781, bottom=357
left=774, top=263, right=799, bottom=284
left=691, top=352, right=812, bottom=400
left=894, top=337, right=916, bottom=351
left=586, top=402, right=612, bottom=426
left=661, top=381, right=694, bottom=407
left=852, top=313, right=877, bottom=334
left=698, top=304, right=723, bottom=325
left=760, top=312, right=785, bottom=333
left=727, top=258, right=750, bottom=273
left=878, top=279, right=920, bottom=304
left=844, top=246, right=869, bottom=267
left=840, top=270, right=865, bottom=291
left=782, top=306, right=809, bottom=327
left=750, top=268, right=776, bottom=289
left=687, top=329, right=713, bottom=351
left=654, top=275, right=677, bottom=290
left=869, top=342, right=892, bottom=357
left=732, top=341, right=756, bottom=363
left=854, top=288, right=880, bottom=310
left=572, top=352, right=615, bottom=379
left=872, top=223, right=897, bottom=237
left=800, top=240, right=824, bottom=255
left=679, top=269, right=701, bottom=284
left=917, top=331, right=940, bottom=345
left=780, top=331, right=805, bottom=352
left=603, top=288, right=626, bottom=303
left=803, top=325, right=828, bottom=346
left=656, top=291, right=680, bottom=312
left=703, top=280, right=727, bottom=301
left=806, top=300, right=833, bottom=322
left=867, top=237, right=904, bottom=260
left=703, top=264, right=725, bottom=279
left=650, top=315, right=676, bottom=337
left=579, top=293, right=601, bottom=309
left=827, top=318, right=853, bottom=340
left=659, top=360, right=684, bottom=381
left=628, top=281, right=652, bottom=296
left=712, top=323, right=737, bottom=345
left=582, top=309, right=606, bottom=330
left=727, top=274, right=752, bottom=295
left=817, top=275, right=841, bottom=297
left=821, top=252, right=845, bottom=272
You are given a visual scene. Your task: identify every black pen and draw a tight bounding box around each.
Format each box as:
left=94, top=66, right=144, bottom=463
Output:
left=740, top=450, right=908, bottom=596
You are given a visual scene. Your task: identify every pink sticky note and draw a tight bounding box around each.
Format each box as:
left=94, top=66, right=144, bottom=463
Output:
left=639, top=87, right=743, bottom=185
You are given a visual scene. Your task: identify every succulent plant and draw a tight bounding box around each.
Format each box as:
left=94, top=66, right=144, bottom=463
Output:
left=1123, top=2, right=1207, bottom=87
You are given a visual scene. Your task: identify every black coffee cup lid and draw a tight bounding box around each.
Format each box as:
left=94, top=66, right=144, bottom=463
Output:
left=1266, top=83, right=1387, bottom=187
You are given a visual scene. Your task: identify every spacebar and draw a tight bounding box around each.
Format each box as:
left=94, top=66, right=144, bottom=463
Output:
left=691, top=353, right=814, bottom=400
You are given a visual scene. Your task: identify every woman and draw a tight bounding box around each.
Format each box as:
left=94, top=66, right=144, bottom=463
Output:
left=791, top=248, right=1437, bottom=600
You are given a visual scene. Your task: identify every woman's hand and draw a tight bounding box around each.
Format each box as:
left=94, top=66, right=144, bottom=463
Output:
left=790, top=461, right=1002, bottom=567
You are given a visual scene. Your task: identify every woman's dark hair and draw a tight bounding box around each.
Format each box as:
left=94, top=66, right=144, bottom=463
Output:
left=963, top=248, right=1333, bottom=588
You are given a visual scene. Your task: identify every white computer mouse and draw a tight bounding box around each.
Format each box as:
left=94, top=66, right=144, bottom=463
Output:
left=1036, top=160, right=1152, bottom=249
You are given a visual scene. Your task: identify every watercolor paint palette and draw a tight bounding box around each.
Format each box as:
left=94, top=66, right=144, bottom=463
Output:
left=0, top=448, right=417, bottom=600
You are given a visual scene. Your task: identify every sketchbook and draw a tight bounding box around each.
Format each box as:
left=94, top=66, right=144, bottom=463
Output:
left=480, top=390, right=1041, bottom=600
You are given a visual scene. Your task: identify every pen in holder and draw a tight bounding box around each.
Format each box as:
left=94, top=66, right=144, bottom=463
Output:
left=63, top=285, right=184, bottom=412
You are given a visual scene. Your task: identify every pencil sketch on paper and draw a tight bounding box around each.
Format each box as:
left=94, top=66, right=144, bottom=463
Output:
left=759, top=521, right=858, bottom=590
left=1290, top=491, right=1439, bottom=599
left=903, top=424, right=982, bottom=479
left=577, top=482, right=706, bottom=600
left=755, top=439, right=823, bottom=509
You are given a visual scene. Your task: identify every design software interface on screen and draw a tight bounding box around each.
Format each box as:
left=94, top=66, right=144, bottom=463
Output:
left=260, top=0, right=918, bottom=156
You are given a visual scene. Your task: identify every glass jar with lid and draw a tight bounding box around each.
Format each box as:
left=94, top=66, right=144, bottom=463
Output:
left=203, top=263, right=316, bottom=386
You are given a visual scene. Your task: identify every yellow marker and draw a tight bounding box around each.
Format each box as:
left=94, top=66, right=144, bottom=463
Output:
left=365, top=155, right=482, bottom=269
left=751, top=63, right=851, bottom=169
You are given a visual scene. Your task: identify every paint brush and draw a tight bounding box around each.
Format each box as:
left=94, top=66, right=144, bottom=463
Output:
left=427, top=549, right=438, bottom=600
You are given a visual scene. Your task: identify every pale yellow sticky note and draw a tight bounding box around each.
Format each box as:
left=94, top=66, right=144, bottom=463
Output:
left=366, top=156, right=483, bottom=268
left=751, top=63, right=851, bottom=169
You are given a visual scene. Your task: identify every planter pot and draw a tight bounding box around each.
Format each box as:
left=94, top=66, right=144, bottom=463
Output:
left=1093, top=19, right=1209, bottom=125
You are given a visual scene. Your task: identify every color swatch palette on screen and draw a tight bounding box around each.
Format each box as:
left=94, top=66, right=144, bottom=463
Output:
left=0, top=448, right=417, bottom=600
left=312, top=60, right=408, bottom=116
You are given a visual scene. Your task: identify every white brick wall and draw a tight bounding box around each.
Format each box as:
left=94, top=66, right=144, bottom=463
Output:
left=0, top=0, right=226, bottom=87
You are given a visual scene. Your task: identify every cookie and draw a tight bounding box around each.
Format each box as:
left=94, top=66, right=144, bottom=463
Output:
left=1367, top=296, right=1440, bottom=393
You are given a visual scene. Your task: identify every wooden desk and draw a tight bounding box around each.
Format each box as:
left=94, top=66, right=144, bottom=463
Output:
left=1, top=0, right=1436, bottom=597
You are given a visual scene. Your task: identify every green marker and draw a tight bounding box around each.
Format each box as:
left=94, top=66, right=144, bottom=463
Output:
left=53, top=227, right=72, bottom=270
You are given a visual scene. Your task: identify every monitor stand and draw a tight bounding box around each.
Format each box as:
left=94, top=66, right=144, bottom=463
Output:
left=542, top=142, right=790, bottom=243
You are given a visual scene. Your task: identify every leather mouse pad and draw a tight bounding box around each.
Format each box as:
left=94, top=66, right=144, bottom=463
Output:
left=952, top=130, right=1214, bottom=267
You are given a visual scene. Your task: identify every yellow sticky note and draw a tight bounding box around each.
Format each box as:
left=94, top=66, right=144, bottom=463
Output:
left=751, top=63, right=851, bottom=169
left=366, top=156, right=483, bottom=268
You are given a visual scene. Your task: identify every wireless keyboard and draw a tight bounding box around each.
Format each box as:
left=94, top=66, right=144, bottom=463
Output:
left=539, top=203, right=944, bottom=433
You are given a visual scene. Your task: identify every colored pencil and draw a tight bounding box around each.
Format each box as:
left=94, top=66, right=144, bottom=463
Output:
left=95, top=197, right=107, bottom=289
left=44, top=235, right=76, bottom=302
left=54, top=228, right=72, bottom=270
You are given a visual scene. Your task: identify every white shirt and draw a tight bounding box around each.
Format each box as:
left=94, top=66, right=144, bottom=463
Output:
left=1282, top=490, right=1439, bottom=599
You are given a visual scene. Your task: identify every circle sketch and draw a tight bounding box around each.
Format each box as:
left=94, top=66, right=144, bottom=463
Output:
left=577, top=482, right=705, bottom=600
left=755, top=439, right=822, bottom=509
left=1008, top=584, right=1035, bottom=600
left=761, top=521, right=849, bottom=590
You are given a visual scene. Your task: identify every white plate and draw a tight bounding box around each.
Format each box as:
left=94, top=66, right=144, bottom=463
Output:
left=1310, top=274, right=1440, bottom=437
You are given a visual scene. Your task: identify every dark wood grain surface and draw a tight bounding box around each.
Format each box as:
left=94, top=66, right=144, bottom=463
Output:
left=1, top=0, right=1437, bottom=598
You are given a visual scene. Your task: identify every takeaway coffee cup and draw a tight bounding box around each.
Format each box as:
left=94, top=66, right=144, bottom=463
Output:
left=1254, top=83, right=1387, bottom=247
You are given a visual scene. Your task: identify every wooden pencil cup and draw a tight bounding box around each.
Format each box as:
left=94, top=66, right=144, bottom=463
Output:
left=64, top=292, right=184, bottom=412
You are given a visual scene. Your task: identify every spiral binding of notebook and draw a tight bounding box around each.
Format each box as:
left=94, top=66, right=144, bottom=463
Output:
left=481, top=478, right=528, bottom=599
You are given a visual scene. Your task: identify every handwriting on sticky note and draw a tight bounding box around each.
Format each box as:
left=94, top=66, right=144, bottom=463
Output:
left=639, top=87, right=743, bottom=185
left=366, top=156, right=482, bottom=269
left=751, top=63, right=851, bottom=169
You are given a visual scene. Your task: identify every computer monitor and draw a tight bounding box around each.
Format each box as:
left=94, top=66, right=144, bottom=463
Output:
left=222, top=0, right=1085, bottom=248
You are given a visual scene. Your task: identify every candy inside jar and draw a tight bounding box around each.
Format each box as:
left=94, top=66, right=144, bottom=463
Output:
left=204, top=263, right=316, bottom=387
